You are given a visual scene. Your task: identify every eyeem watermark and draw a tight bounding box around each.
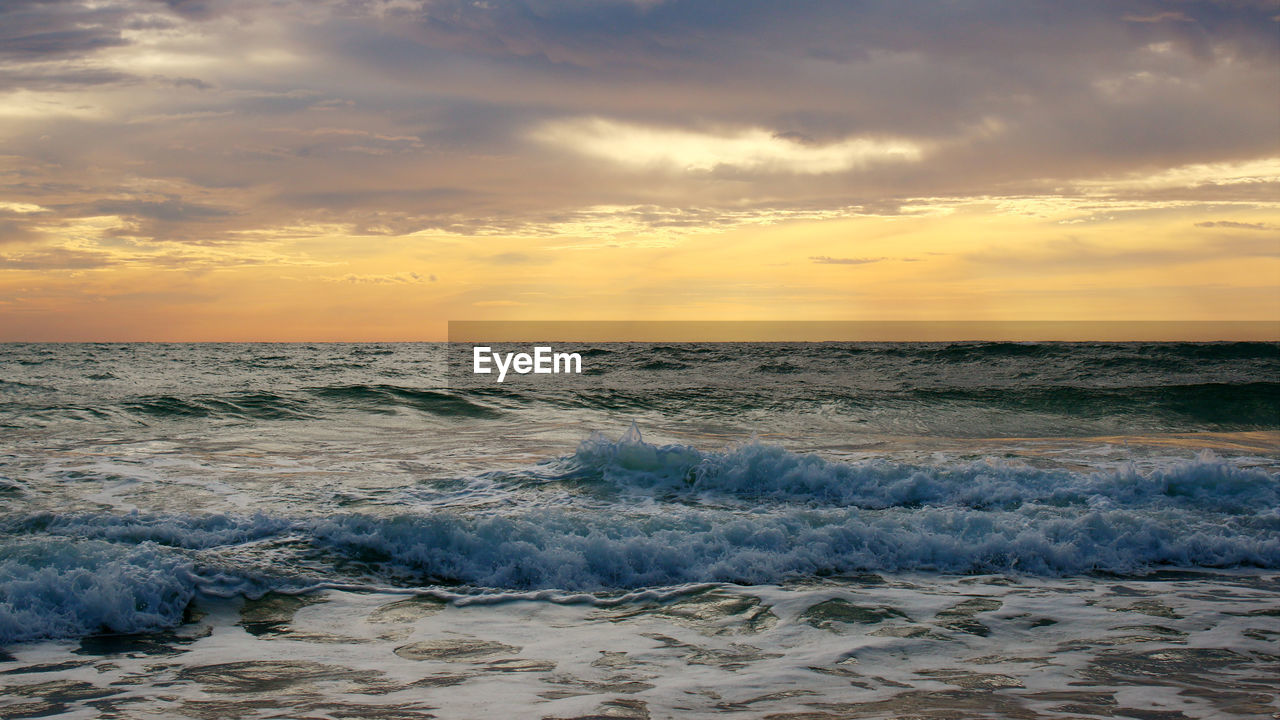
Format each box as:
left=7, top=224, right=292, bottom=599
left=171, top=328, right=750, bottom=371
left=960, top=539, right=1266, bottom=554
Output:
left=472, top=346, right=582, bottom=382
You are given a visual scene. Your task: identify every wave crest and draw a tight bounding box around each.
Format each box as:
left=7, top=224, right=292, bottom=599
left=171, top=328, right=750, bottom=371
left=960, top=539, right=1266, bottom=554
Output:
left=564, top=426, right=1279, bottom=513
left=0, top=540, right=197, bottom=644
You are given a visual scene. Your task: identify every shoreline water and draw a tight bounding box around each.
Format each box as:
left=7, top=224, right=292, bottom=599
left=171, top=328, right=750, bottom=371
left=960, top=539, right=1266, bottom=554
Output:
left=2, top=570, right=1277, bottom=719
left=1, top=342, right=1277, bottom=718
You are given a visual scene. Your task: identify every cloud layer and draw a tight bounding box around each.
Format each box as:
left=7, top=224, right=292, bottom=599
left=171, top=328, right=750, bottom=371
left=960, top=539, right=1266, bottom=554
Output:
left=0, top=0, right=1276, bottom=336
left=1, top=1, right=1276, bottom=238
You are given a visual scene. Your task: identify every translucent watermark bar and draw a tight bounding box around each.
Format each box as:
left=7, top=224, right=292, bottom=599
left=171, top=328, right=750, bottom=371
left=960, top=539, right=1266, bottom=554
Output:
left=449, top=320, right=1278, bottom=343
left=443, top=320, right=1278, bottom=387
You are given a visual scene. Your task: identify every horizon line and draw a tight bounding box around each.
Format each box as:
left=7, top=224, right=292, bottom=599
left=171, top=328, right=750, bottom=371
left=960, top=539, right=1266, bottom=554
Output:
left=5, top=320, right=1277, bottom=343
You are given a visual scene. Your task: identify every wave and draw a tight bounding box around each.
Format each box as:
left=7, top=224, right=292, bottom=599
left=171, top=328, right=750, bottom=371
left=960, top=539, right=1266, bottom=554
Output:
left=904, top=382, right=1280, bottom=429
left=6, top=513, right=298, bottom=549
left=6, top=385, right=503, bottom=426
left=0, top=380, right=56, bottom=393
left=13, top=381, right=1269, bottom=431
left=2, top=342, right=1275, bottom=433
left=123, top=392, right=313, bottom=421
left=310, top=385, right=501, bottom=418
left=860, top=341, right=1279, bottom=363
left=0, top=539, right=198, bottom=644
left=1, top=413, right=1277, bottom=645
left=3, top=431, right=1276, bottom=644
left=311, top=505, right=1279, bottom=589
left=4, top=495, right=1277, bottom=644
left=635, top=360, right=689, bottom=371
left=755, top=362, right=802, bottom=374
left=559, top=425, right=1280, bottom=513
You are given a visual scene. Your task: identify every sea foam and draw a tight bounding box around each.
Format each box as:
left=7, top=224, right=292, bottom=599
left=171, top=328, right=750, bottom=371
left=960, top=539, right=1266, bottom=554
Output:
left=0, top=539, right=197, bottom=644
left=2, top=430, right=1277, bottom=643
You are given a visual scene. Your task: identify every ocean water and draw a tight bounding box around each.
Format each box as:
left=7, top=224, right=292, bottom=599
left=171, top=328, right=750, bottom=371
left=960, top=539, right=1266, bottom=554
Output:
left=1, top=342, right=1278, bottom=719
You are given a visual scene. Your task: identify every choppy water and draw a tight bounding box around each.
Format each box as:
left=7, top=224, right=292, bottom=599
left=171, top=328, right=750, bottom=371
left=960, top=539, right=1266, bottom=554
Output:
left=1, top=342, right=1278, bottom=719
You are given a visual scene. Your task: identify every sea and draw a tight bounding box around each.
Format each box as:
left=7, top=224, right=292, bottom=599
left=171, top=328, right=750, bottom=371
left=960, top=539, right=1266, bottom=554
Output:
left=1, top=342, right=1277, bottom=719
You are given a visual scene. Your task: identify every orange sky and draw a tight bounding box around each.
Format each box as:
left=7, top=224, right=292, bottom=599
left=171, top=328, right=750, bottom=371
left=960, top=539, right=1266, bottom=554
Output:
left=1, top=1, right=1277, bottom=340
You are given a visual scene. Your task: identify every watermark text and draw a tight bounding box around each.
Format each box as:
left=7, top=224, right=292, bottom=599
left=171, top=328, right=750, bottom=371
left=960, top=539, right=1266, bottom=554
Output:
left=472, top=346, right=582, bottom=382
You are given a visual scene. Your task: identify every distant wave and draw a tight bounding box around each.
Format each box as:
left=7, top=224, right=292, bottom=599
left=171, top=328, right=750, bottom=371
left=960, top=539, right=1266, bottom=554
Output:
left=310, top=384, right=502, bottom=418
left=123, top=392, right=313, bottom=421
left=864, top=341, right=1280, bottom=363
left=6, top=385, right=504, bottom=425
left=754, top=362, right=802, bottom=374
left=9, top=381, right=1269, bottom=430
left=635, top=360, right=689, bottom=371
left=2, top=342, right=1276, bottom=433
left=903, top=382, right=1280, bottom=429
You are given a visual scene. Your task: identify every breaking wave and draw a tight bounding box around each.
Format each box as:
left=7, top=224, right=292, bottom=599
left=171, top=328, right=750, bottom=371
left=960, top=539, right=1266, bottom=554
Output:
left=3, top=430, right=1276, bottom=642
left=559, top=425, right=1280, bottom=513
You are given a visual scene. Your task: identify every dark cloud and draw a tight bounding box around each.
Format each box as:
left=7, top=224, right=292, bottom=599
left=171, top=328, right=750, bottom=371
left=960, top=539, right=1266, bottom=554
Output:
left=0, top=1, right=134, bottom=60
left=325, top=0, right=1278, bottom=204
left=378, top=0, right=1279, bottom=80
left=0, top=0, right=1276, bottom=248
left=273, top=188, right=472, bottom=212
left=85, top=198, right=236, bottom=222
left=157, top=0, right=229, bottom=20
left=0, top=219, right=44, bottom=245
left=0, top=1, right=237, bottom=93
left=166, top=76, right=213, bottom=90
left=0, top=67, right=137, bottom=91
left=0, top=29, right=127, bottom=60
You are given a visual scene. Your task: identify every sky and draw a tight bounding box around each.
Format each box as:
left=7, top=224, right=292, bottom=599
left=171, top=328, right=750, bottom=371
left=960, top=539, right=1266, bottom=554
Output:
left=0, top=0, right=1277, bottom=340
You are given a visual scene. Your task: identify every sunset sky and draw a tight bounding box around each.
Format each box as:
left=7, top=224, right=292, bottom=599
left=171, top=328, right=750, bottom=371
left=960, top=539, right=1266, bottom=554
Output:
left=0, top=0, right=1277, bottom=340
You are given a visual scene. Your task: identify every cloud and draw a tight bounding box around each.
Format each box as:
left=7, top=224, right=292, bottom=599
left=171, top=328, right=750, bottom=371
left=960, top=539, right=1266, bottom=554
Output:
left=0, top=219, right=44, bottom=245
left=159, top=0, right=231, bottom=21
left=332, top=272, right=432, bottom=284
left=486, top=252, right=551, bottom=265
left=810, top=256, right=886, bottom=265
left=0, top=68, right=138, bottom=91
left=966, top=234, right=1280, bottom=273
left=0, top=247, right=116, bottom=270
left=166, top=76, right=214, bottom=90
left=1122, top=11, right=1192, bottom=23
left=0, top=0, right=1277, bottom=258
left=1195, top=220, right=1273, bottom=230
left=85, top=198, right=236, bottom=222
left=532, top=117, right=923, bottom=174
left=0, top=3, right=132, bottom=61
left=273, top=188, right=470, bottom=212
left=0, top=201, right=47, bottom=214
left=1072, top=157, right=1280, bottom=194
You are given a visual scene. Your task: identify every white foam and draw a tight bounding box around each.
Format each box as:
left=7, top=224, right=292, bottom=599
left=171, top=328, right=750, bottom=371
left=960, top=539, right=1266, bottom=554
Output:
left=3, top=573, right=1277, bottom=719
left=0, top=539, right=197, bottom=644
left=2, top=428, right=1276, bottom=641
